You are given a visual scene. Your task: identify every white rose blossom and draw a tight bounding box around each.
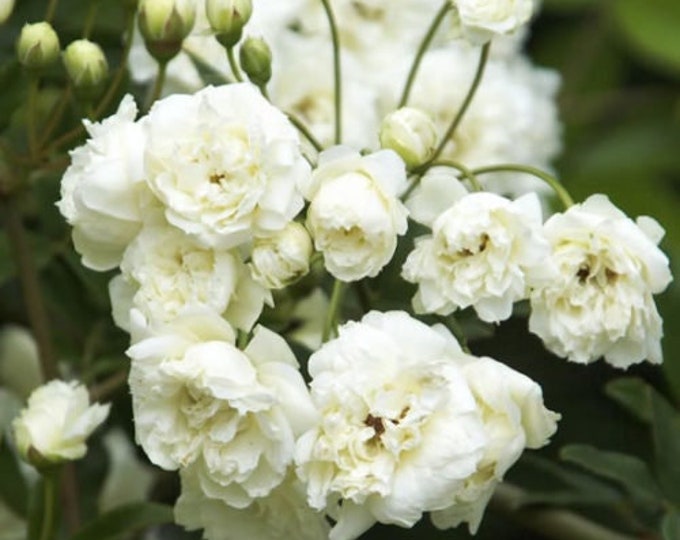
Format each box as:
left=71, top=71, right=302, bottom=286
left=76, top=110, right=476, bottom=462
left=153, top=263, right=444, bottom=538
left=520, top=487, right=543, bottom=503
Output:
left=175, top=469, right=330, bottom=540
left=127, top=313, right=317, bottom=506
left=303, top=146, right=409, bottom=282
left=432, top=356, right=559, bottom=533
left=57, top=95, right=153, bottom=271
left=12, top=380, right=110, bottom=465
left=402, top=192, right=554, bottom=323
left=143, top=83, right=309, bottom=249
left=451, top=0, right=536, bottom=44
left=529, top=194, right=672, bottom=368
left=109, top=222, right=271, bottom=333
left=296, top=311, right=488, bottom=540
left=249, top=221, right=313, bottom=290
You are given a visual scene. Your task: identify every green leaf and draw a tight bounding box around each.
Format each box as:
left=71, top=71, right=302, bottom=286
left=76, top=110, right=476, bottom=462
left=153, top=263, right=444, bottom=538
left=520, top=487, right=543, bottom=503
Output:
left=613, top=0, right=680, bottom=76
left=605, top=377, right=653, bottom=423
left=662, top=511, right=680, bottom=540
left=650, top=390, right=680, bottom=505
left=69, top=502, right=174, bottom=540
left=520, top=455, right=623, bottom=506
left=0, top=438, right=28, bottom=517
left=560, top=444, right=664, bottom=509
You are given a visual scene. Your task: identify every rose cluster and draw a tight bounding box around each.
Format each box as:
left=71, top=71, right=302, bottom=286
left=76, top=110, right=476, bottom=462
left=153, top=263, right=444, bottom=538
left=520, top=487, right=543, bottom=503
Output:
left=56, top=1, right=673, bottom=539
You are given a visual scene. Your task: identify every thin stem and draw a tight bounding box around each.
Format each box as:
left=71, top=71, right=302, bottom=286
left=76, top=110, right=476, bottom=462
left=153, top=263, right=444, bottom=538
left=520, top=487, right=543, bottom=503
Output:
left=472, top=164, right=575, bottom=209
left=398, top=2, right=451, bottom=108
left=27, top=77, right=40, bottom=160
left=37, top=473, right=58, bottom=540
left=60, top=464, right=80, bottom=534
left=319, top=0, right=342, bottom=144
left=491, top=483, right=637, bottom=540
left=89, top=369, right=129, bottom=402
left=322, top=279, right=346, bottom=342
left=429, top=42, right=491, bottom=164
left=287, top=113, right=324, bottom=152
left=145, top=60, right=168, bottom=112
left=38, top=87, right=72, bottom=149
left=44, top=0, right=59, bottom=22
left=93, top=10, right=136, bottom=119
left=1, top=197, right=58, bottom=381
left=404, top=158, right=482, bottom=200
left=227, top=47, right=244, bottom=82
left=82, top=1, right=99, bottom=38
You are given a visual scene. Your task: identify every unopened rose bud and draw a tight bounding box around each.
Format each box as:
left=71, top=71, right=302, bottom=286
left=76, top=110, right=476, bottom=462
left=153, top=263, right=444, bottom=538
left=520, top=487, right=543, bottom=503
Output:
left=239, top=36, right=271, bottom=87
left=206, top=0, right=252, bottom=48
left=250, top=222, right=313, bottom=289
left=379, top=107, right=438, bottom=168
left=137, top=0, right=195, bottom=62
left=12, top=380, right=110, bottom=469
left=0, top=0, right=15, bottom=25
left=63, top=39, right=109, bottom=100
left=16, top=21, right=61, bottom=70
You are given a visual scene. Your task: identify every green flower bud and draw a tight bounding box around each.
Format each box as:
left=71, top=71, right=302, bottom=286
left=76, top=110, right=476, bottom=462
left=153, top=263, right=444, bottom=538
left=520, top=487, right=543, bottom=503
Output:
left=16, top=22, right=61, bottom=70
left=138, top=0, right=196, bottom=62
left=206, top=0, right=253, bottom=48
left=63, top=39, right=109, bottom=100
left=0, top=0, right=16, bottom=25
left=239, top=36, right=271, bottom=87
left=379, top=107, right=438, bottom=168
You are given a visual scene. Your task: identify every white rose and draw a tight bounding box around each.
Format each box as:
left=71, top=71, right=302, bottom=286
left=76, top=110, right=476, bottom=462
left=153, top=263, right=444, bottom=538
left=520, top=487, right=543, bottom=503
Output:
left=12, top=380, right=110, bottom=465
left=144, top=83, right=309, bottom=249
left=296, top=311, right=487, bottom=540
left=110, top=223, right=272, bottom=332
left=404, top=166, right=469, bottom=227
left=175, top=469, right=330, bottom=540
left=303, top=147, right=409, bottom=282
left=402, top=192, right=554, bottom=323
left=128, top=313, right=317, bottom=505
left=452, top=0, right=535, bottom=44
left=432, top=356, right=559, bottom=533
left=529, top=194, right=672, bottom=368
left=57, top=95, right=153, bottom=271
left=249, top=222, right=313, bottom=290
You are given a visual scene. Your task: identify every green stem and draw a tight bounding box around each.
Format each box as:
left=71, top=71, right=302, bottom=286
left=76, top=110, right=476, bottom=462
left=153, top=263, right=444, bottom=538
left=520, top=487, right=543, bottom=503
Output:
left=27, top=77, right=40, bottom=160
left=404, top=158, right=482, bottom=200
left=89, top=369, right=129, bottom=402
left=145, top=60, right=168, bottom=112
left=44, top=0, right=59, bottom=22
left=319, top=0, right=342, bottom=144
left=429, top=42, right=491, bottom=164
left=60, top=464, right=80, bottom=533
left=1, top=197, right=58, bottom=381
left=491, top=483, right=637, bottom=540
left=37, top=473, right=58, bottom=540
left=322, top=279, right=346, bottom=342
left=38, top=87, right=72, bottom=150
left=472, top=164, right=575, bottom=209
left=82, top=1, right=99, bottom=38
left=398, top=2, right=451, bottom=108
left=227, top=47, right=244, bottom=82
left=286, top=113, right=324, bottom=152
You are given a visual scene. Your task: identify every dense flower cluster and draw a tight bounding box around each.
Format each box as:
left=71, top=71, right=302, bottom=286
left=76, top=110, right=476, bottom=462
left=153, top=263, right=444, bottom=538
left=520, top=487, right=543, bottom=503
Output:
left=55, top=0, right=673, bottom=539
